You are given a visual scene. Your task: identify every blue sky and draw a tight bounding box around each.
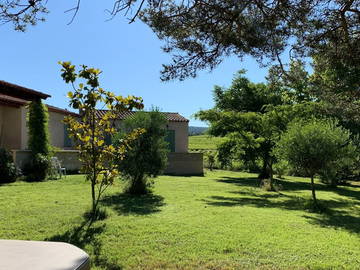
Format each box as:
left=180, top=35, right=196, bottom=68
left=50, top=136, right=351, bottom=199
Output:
left=1, top=1, right=269, bottom=126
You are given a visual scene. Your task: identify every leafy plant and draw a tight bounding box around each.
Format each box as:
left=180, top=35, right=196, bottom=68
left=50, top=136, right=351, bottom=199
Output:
left=204, top=151, right=216, bottom=171
left=24, top=153, right=51, bottom=182
left=26, top=98, right=51, bottom=181
left=0, top=148, right=18, bottom=183
left=275, top=118, right=356, bottom=205
left=114, top=110, right=168, bottom=195
left=28, top=99, right=51, bottom=155
left=273, top=160, right=289, bottom=179
left=59, top=61, right=144, bottom=214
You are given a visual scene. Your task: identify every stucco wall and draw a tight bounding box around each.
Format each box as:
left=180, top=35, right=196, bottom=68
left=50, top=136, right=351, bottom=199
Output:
left=115, top=120, right=189, bottom=153
left=20, top=106, right=28, bottom=149
left=13, top=150, right=203, bottom=176
left=167, top=121, right=188, bottom=153
left=13, top=150, right=82, bottom=172
left=18, top=108, right=69, bottom=150
left=164, top=152, right=203, bottom=176
left=48, top=111, right=67, bottom=149
left=1, top=106, right=22, bottom=150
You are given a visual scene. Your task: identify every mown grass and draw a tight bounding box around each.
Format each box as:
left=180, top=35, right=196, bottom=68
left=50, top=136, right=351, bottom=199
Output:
left=189, top=135, right=225, bottom=151
left=1, top=171, right=360, bottom=269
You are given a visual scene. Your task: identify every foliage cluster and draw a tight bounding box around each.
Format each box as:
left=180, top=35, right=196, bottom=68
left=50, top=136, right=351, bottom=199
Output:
left=28, top=99, right=51, bottom=155
left=60, top=61, right=144, bottom=213
left=26, top=98, right=51, bottom=181
left=0, top=148, right=18, bottom=183
left=275, top=119, right=356, bottom=204
left=196, top=69, right=320, bottom=186
left=115, top=110, right=169, bottom=195
left=197, top=63, right=360, bottom=201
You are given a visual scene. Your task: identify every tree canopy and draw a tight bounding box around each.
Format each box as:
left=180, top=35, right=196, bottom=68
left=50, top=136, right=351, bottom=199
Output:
left=114, top=109, right=169, bottom=195
left=3, top=0, right=359, bottom=82
left=275, top=118, right=356, bottom=204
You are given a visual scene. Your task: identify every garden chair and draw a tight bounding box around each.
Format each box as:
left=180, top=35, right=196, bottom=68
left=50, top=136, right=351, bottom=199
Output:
left=50, top=157, right=66, bottom=179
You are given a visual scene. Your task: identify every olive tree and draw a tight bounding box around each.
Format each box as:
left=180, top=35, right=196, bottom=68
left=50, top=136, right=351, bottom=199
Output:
left=275, top=119, right=356, bottom=205
left=114, top=110, right=169, bottom=195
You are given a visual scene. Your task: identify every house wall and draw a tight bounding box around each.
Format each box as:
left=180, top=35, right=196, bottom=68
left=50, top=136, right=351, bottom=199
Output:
left=13, top=150, right=81, bottom=172
left=167, top=121, right=188, bottom=153
left=1, top=105, right=22, bottom=149
left=13, top=150, right=203, bottom=176
left=18, top=108, right=71, bottom=150
left=165, top=153, right=203, bottom=176
left=20, top=106, right=28, bottom=150
left=48, top=111, right=67, bottom=149
left=115, top=120, right=189, bottom=153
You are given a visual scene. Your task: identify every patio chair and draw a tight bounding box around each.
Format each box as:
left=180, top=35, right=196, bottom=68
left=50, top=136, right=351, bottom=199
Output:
left=50, top=157, right=67, bottom=179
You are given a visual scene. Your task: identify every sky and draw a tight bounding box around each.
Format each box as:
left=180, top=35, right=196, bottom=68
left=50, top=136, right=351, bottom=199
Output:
left=0, top=1, right=270, bottom=127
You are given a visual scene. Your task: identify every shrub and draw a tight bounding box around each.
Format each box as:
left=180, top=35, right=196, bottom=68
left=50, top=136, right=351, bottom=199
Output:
left=115, top=110, right=168, bottom=195
left=273, top=160, right=289, bottom=179
left=0, top=148, right=18, bottom=183
left=24, top=153, right=51, bottom=182
left=204, top=151, right=216, bottom=171
left=275, top=118, right=356, bottom=205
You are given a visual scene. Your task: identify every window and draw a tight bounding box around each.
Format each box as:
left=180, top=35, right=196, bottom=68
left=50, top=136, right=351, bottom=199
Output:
left=165, top=130, right=175, bottom=152
left=64, top=124, right=73, bottom=148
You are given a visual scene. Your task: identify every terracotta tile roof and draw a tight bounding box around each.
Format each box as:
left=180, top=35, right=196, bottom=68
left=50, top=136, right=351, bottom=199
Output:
left=95, top=110, right=189, bottom=122
left=0, top=80, right=50, bottom=100
left=0, top=94, right=28, bottom=107
left=47, top=105, right=79, bottom=117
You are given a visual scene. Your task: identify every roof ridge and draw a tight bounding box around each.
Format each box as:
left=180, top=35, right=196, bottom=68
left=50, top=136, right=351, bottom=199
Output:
left=94, top=110, right=189, bottom=122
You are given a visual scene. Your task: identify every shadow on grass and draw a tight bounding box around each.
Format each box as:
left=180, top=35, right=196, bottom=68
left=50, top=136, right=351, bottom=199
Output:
left=205, top=194, right=352, bottom=211
left=206, top=179, right=360, bottom=234
left=218, top=176, right=360, bottom=198
left=217, top=176, right=329, bottom=192
left=46, top=213, right=122, bottom=270
left=100, top=193, right=165, bottom=216
left=304, top=211, right=360, bottom=234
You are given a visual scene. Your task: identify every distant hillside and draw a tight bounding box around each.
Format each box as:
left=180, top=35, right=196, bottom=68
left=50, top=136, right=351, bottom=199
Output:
left=189, top=126, right=208, bottom=135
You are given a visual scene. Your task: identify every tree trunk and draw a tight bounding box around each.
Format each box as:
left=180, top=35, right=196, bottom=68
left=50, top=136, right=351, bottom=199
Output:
left=310, top=175, right=317, bottom=205
left=91, top=181, right=96, bottom=210
left=268, top=160, right=274, bottom=189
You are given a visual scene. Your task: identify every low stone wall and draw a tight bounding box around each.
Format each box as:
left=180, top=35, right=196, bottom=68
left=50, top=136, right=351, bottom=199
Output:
left=13, top=150, right=82, bottom=172
left=13, top=150, right=203, bottom=176
left=164, top=152, right=203, bottom=176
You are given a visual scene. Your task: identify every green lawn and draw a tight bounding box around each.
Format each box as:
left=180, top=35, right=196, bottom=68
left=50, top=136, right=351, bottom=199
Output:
left=1, top=171, right=360, bottom=269
left=189, top=135, right=225, bottom=151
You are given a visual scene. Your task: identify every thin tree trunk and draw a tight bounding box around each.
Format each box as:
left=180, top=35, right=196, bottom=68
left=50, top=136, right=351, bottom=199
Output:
left=91, top=179, right=96, bottom=211
left=310, top=175, right=317, bottom=205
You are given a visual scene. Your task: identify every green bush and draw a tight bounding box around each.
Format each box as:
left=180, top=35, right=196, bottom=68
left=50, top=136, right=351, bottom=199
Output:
left=115, top=110, right=169, bottom=195
left=0, top=148, right=18, bottom=183
left=275, top=118, right=356, bottom=204
left=24, top=154, right=51, bottom=182
left=273, top=160, right=289, bottom=179
left=204, top=151, right=216, bottom=171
